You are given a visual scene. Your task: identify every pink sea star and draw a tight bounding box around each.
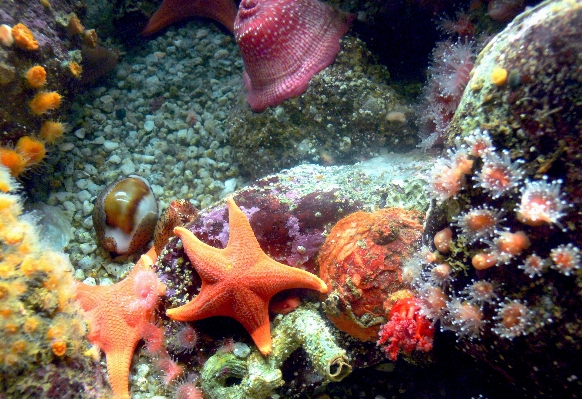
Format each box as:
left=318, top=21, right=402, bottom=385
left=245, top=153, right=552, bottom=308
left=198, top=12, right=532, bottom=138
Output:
left=234, top=0, right=352, bottom=112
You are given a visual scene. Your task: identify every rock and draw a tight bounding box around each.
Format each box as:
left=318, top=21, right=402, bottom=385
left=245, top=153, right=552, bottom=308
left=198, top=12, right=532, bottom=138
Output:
left=421, top=2, right=582, bottom=397
left=227, top=36, right=418, bottom=179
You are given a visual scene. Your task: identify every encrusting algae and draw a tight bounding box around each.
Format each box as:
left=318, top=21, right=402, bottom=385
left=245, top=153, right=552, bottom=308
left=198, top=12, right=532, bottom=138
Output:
left=201, top=306, right=351, bottom=399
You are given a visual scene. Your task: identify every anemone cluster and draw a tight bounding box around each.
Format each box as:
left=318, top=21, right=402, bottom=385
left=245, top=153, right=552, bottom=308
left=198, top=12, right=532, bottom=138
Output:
left=408, top=129, right=579, bottom=344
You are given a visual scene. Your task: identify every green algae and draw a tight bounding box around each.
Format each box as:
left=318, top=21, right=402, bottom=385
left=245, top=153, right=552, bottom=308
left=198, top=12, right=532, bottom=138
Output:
left=200, top=307, right=351, bottom=399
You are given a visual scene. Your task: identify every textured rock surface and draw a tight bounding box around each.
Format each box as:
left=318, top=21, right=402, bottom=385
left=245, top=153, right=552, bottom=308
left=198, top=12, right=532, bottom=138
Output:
left=420, top=1, right=582, bottom=397
left=0, top=0, right=85, bottom=142
left=227, top=36, right=419, bottom=179
left=445, top=0, right=582, bottom=256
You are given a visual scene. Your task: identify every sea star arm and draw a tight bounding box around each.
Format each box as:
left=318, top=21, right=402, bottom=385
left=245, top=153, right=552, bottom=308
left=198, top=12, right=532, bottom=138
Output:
left=166, top=283, right=234, bottom=321
left=173, top=226, right=232, bottom=282
left=142, top=0, right=238, bottom=35
left=223, top=197, right=266, bottom=263
left=246, top=257, right=328, bottom=296
left=104, top=345, right=136, bottom=399
left=74, top=248, right=164, bottom=399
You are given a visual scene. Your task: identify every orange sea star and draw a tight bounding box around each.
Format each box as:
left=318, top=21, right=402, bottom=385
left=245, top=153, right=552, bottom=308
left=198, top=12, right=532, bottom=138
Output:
left=74, top=247, right=165, bottom=399
left=142, top=0, right=238, bottom=35
left=166, top=198, right=328, bottom=355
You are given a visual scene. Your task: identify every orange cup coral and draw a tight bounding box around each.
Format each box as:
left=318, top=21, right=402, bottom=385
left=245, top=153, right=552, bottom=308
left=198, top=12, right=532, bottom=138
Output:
left=67, top=14, right=84, bottom=35
left=0, top=149, right=26, bottom=177
left=39, top=121, right=65, bottom=143
left=12, top=23, right=38, bottom=51
left=25, top=66, right=46, bottom=88
left=67, top=61, right=82, bottom=79
left=15, top=136, right=46, bottom=166
left=29, top=92, right=61, bottom=115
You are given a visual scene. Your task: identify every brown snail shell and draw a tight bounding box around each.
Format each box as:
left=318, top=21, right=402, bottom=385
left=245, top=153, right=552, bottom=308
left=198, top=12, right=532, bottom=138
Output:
left=93, top=175, right=158, bottom=255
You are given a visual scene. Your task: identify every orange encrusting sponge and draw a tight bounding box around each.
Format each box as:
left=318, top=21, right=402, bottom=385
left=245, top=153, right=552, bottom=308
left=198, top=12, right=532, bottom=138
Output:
left=29, top=92, right=61, bottom=115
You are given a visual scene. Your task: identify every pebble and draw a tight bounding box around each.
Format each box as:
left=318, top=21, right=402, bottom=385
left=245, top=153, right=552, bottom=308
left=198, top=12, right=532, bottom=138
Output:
left=82, top=277, right=97, bottom=286
left=79, top=243, right=97, bottom=255
left=78, top=257, right=94, bottom=270
left=60, top=143, right=75, bottom=152
left=62, top=201, right=76, bottom=213
left=144, top=120, right=155, bottom=132
left=74, top=269, right=85, bottom=280
left=120, top=160, right=136, bottom=175
left=76, top=179, right=89, bottom=190
left=74, top=128, right=86, bottom=139
left=233, top=342, right=251, bottom=358
left=55, top=191, right=74, bottom=202
left=151, top=184, right=164, bottom=198
left=145, top=75, right=160, bottom=85
left=214, top=49, right=230, bottom=59
left=87, top=182, right=101, bottom=196
left=77, top=190, right=91, bottom=202
left=82, top=201, right=94, bottom=216
left=84, top=164, right=98, bottom=175
left=103, top=140, right=119, bottom=151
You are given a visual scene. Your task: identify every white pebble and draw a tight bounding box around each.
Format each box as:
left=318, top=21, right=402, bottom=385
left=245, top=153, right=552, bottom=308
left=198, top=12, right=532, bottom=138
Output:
left=55, top=191, right=74, bottom=202
left=82, top=201, right=94, bottom=216
left=77, top=190, right=91, bottom=202
left=75, top=179, right=89, bottom=190
left=82, top=216, right=93, bottom=229
left=59, top=143, right=75, bottom=152
left=103, top=140, right=119, bottom=151
left=144, top=120, right=155, bottom=132
left=151, top=184, right=164, bottom=197
left=140, top=155, right=155, bottom=163
left=62, top=201, right=76, bottom=212
left=120, top=160, right=136, bottom=175
left=220, top=177, right=237, bottom=197
left=84, top=164, right=98, bottom=175
left=79, top=243, right=97, bottom=255
left=87, top=182, right=101, bottom=196
left=74, top=128, right=86, bottom=139
left=74, top=269, right=85, bottom=280
left=78, top=258, right=94, bottom=270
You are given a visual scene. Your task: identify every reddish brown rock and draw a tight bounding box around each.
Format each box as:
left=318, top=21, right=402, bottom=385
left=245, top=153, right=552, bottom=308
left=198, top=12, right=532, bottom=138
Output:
left=319, top=207, right=424, bottom=341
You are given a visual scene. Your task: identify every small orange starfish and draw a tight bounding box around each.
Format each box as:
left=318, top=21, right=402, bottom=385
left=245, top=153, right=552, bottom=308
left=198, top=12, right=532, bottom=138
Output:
left=142, top=0, right=238, bottom=35
left=75, top=247, right=166, bottom=399
left=167, top=198, right=328, bottom=355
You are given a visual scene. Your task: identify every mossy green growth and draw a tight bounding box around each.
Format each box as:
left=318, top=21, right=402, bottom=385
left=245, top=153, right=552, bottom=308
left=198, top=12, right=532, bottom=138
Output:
left=201, top=306, right=352, bottom=399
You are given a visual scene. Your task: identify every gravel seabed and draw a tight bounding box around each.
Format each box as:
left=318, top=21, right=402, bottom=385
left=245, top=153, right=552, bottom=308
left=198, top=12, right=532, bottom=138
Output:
left=46, top=21, right=246, bottom=284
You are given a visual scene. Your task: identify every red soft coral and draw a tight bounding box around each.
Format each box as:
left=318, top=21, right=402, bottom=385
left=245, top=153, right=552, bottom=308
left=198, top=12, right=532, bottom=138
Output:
left=377, top=297, right=434, bottom=360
